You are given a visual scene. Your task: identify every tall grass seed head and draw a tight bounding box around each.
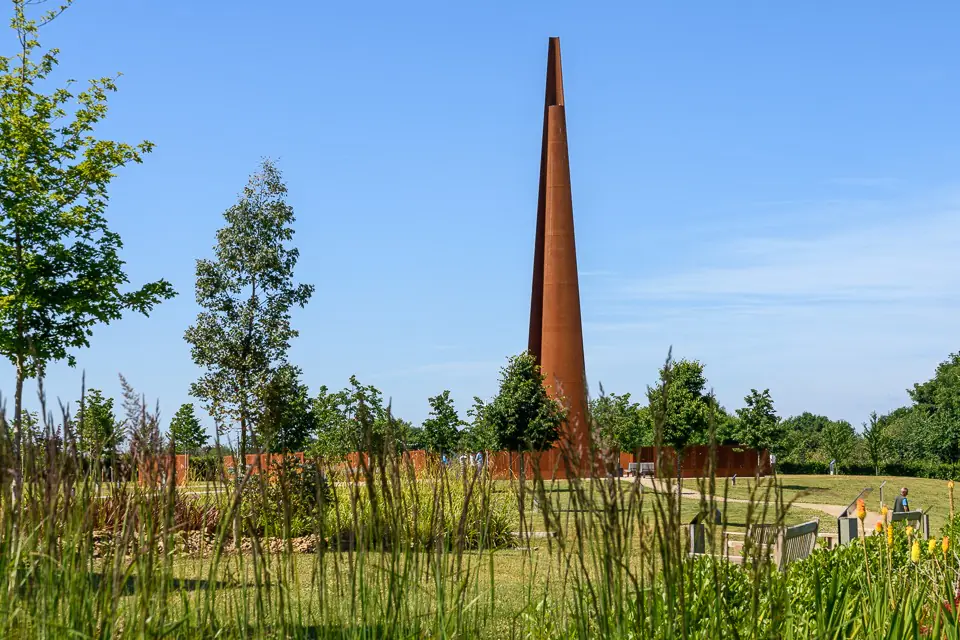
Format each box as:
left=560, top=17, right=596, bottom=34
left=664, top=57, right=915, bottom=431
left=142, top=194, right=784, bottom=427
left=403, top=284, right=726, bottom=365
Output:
left=912, top=540, right=921, bottom=563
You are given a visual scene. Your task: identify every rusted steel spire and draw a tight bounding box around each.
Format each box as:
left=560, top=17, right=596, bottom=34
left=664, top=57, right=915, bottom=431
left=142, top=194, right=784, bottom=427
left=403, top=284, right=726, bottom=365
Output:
left=528, top=37, right=590, bottom=476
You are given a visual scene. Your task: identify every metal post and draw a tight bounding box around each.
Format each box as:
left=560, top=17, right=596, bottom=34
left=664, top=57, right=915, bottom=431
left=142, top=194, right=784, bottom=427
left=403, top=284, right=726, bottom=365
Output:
left=879, top=481, right=887, bottom=510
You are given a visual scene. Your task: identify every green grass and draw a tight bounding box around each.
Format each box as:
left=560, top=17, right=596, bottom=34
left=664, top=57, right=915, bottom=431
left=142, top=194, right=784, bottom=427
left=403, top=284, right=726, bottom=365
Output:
left=683, top=474, right=955, bottom=531
left=7, top=444, right=960, bottom=638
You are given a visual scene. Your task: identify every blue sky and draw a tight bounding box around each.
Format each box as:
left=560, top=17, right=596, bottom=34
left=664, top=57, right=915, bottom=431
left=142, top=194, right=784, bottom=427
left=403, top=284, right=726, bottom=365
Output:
left=3, top=1, right=960, bottom=435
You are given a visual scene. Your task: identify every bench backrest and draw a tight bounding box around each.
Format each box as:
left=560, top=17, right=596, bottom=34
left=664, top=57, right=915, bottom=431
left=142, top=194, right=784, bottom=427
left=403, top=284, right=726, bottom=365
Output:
left=891, top=510, right=929, bottom=538
left=776, top=519, right=819, bottom=570
left=744, top=524, right=781, bottom=554
left=628, top=462, right=638, bottom=471
left=638, top=462, right=655, bottom=473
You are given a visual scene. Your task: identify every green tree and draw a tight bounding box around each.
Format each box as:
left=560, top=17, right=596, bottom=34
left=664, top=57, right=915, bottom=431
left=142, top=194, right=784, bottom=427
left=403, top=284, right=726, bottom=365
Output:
left=184, top=160, right=314, bottom=467
left=779, top=412, right=833, bottom=465
left=908, top=352, right=960, bottom=463
left=485, top=352, right=565, bottom=452
left=861, top=411, right=889, bottom=475
left=589, top=386, right=651, bottom=452
left=310, top=384, right=351, bottom=459
left=0, top=1, right=174, bottom=495
left=460, top=396, right=499, bottom=452
left=77, top=388, right=120, bottom=461
left=647, top=355, right=714, bottom=452
left=735, top=388, right=780, bottom=473
left=820, top=419, right=856, bottom=473
left=422, top=390, right=464, bottom=454
left=258, top=364, right=314, bottom=453
left=169, top=403, right=207, bottom=454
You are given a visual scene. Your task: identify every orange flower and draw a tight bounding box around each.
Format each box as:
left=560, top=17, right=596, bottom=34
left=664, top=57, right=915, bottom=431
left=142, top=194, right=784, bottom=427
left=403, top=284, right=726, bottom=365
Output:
left=874, top=521, right=883, bottom=533
left=856, top=498, right=866, bottom=521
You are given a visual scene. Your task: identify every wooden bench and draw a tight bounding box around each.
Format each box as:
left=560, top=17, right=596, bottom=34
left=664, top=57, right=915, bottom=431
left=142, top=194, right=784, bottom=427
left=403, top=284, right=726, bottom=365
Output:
left=891, top=510, right=930, bottom=538
left=724, top=519, right=820, bottom=571
left=775, top=520, right=819, bottom=570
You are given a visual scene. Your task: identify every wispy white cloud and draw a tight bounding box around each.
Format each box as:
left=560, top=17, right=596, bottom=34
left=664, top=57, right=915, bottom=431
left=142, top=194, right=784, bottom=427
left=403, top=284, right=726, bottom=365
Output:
left=581, top=190, right=960, bottom=424
left=624, top=200, right=960, bottom=304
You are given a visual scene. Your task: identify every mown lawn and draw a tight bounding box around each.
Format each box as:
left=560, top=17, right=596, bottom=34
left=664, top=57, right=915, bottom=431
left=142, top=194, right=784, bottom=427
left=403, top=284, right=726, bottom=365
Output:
left=682, top=474, right=955, bottom=532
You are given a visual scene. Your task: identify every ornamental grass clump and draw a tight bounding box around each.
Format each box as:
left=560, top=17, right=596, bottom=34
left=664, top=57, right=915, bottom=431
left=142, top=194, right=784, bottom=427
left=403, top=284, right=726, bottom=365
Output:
left=5, top=358, right=960, bottom=637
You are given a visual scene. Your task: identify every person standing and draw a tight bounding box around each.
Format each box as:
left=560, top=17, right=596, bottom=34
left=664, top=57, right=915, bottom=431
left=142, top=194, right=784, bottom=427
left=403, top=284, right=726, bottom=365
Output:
left=893, top=487, right=910, bottom=513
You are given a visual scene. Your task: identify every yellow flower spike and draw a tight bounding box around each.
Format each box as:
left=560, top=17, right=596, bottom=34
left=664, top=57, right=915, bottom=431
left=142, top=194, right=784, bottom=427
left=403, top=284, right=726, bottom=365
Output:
left=912, top=540, right=921, bottom=563
left=906, top=525, right=915, bottom=539
left=880, top=505, right=888, bottom=519
left=857, top=498, right=866, bottom=521
left=929, top=538, right=938, bottom=554
left=887, top=524, right=894, bottom=547
left=944, top=536, right=950, bottom=555
left=874, top=521, right=883, bottom=533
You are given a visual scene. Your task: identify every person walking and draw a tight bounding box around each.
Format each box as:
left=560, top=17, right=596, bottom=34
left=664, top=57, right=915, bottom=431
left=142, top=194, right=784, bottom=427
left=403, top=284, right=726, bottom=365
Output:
left=893, top=487, right=910, bottom=513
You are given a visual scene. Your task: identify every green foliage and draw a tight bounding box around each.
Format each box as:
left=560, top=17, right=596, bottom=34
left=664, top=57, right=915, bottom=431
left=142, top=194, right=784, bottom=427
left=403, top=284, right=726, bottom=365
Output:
left=735, top=388, right=780, bottom=459
left=242, top=457, right=332, bottom=538
left=647, top=355, right=714, bottom=452
left=485, top=352, right=565, bottom=452
left=309, top=376, right=413, bottom=458
left=459, top=396, right=499, bottom=452
left=779, top=412, right=833, bottom=465
left=76, top=388, right=120, bottom=459
left=589, top=386, right=650, bottom=451
left=184, top=160, right=314, bottom=459
left=258, top=364, right=314, bottom=453
left=188, top=453, right=221, bottom=482
left=0, top=0, right=174, bottom=470
left=421, top=390, right=463, bottom=454
left=820, top=419, right=856, bottom=471
left=861, top=411, right=889, bottom=475
left=169, top=403, right=207, bottom=454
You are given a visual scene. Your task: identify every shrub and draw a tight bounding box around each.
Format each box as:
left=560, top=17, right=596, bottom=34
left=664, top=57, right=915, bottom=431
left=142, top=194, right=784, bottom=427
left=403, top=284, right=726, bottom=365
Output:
left=241, top=457, right=333, bottom=538
left=189, top=453, right=222, bottom=482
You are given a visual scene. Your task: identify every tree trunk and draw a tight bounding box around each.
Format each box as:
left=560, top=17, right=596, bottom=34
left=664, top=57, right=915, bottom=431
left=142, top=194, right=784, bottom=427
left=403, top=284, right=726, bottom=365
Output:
left=12, top=359, right=24, bottom=507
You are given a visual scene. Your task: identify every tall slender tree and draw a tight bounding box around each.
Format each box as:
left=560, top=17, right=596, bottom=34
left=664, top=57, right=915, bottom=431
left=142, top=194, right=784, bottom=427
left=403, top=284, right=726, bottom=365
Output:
left=422, top=390, right=464, bottom=454
left=169, top=403, right=208, bottom=454
left=184, top=160, right=313, bottom=469
left=0, top=0, right=174, bottom=498
left=735, top=388, right=780, bottom=475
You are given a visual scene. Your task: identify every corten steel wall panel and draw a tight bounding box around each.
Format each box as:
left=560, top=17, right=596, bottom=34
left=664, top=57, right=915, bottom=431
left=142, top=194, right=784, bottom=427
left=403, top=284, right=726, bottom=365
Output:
left=529, top=38, right=591, bottom=477
left=634, top=446, right=771, bottom=478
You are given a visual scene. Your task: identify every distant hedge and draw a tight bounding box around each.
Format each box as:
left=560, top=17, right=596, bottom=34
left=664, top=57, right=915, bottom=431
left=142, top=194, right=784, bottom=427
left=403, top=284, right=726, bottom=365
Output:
left=778, top=460, right=960, bottom=480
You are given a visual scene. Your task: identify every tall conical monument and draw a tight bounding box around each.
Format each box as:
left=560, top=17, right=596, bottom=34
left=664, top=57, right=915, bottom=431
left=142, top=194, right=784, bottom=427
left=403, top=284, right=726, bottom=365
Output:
left=528, top=37, right=591, bottom=476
